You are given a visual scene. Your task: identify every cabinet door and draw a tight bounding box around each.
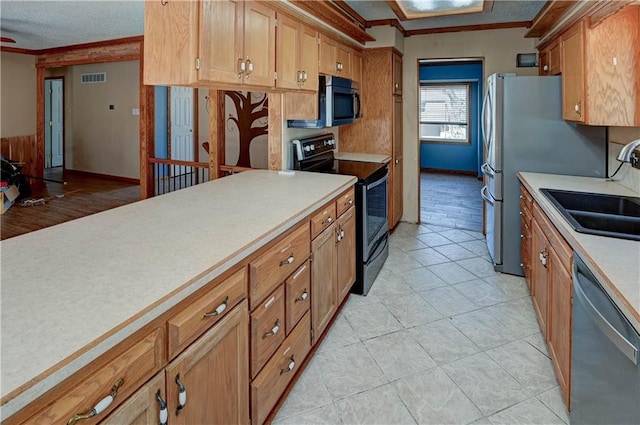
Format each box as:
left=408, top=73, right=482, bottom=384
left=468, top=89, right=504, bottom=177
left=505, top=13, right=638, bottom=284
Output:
left=390, top=95, right=403, bottom=228
left=276, top=13, right=300, bottom=90
left=531, top=219, right=549, bottom=337
left=299, top=23, right=319, bottom=90
left=165, top=301, right=249, bottom=425
left=392, top=52, right=403, bottom=95
left=548, top=41, right=561, bottom=75
left=561, top=22, right=585, bottom=122
left=319, top=34, right=338, bottom=75
left=144, top=0, right=199, bottom=85
left=311, top=224, right=337, bottom=344
left=336, top=207, right=356, bottom=305
left=243, top=1, right=276, bottom=87
left=100, top=373, right=166, bottom=425
left=548, top=248, right=572, bottom=409
left=585, top=5, right=640, bottom=126
left=352, top=50, right=362, bottom=85
left=199, top=0, right=243, bottom=85
left=538, top=50, right=549, bottom=75
left=336, top=44, right=352, bottom=78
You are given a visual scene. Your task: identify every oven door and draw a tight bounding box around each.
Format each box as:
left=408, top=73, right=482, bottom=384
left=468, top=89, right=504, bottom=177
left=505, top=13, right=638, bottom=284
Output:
left=361, top=168, right=389, bottom=261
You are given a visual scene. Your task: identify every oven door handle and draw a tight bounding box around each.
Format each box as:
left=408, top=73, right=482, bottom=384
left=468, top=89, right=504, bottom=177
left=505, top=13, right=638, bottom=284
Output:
left=366, top=173, right=388, bottom=191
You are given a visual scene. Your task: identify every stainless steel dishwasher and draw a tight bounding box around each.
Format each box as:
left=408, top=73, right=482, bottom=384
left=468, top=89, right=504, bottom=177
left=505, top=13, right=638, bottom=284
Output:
left=571, top=254, right=640, bottom=425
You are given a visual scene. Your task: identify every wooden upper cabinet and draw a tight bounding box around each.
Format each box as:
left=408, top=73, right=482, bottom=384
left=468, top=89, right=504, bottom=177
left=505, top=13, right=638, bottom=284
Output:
left=276, top=14, right=318, bottom=91
left=392, top=52, right=403, bottom=95
left=556, top=5, right=639, bottom=125
left=548, top=41, right=561, bottom=75
left=538, top=50, right=549, bottom=76
left=585, top=4, right=640, bottom=126
left=319, top=33, right=353, bottom=78
left=352, top=50, right=362, bottom=85
left=144, top=0, right=275, bottom=88
left=561, top=21, right=585, bottom=122
left=144, top=0, right=199, bottom=85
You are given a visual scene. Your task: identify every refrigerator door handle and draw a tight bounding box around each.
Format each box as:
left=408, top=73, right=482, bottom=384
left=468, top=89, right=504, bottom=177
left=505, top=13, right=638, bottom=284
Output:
left=481, top=186, right=494, bottom=205
left=482, top=77, right=493, bottom=154
left=481, top=85, right=489, bottom=148
left=481, top=162, right=494, bottom=177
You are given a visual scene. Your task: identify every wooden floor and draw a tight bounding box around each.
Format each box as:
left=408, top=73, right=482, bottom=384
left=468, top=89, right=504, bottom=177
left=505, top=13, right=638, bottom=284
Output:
left=1, top=168, right=140, bottom=240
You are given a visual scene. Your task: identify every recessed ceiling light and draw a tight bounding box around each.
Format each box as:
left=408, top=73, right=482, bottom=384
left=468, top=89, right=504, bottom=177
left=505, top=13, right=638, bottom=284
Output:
left=388, top=0, right=491, bottom=20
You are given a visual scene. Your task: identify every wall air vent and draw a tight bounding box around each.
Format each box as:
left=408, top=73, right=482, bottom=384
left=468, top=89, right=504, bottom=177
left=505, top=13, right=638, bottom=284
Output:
left=80, top=72, right=107, bottom=84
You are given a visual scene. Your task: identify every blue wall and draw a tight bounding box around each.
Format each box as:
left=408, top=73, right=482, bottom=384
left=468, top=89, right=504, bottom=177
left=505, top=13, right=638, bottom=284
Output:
left=154, top=86, right=168, bottom=159
left=419, top=62, right=483, bottom=176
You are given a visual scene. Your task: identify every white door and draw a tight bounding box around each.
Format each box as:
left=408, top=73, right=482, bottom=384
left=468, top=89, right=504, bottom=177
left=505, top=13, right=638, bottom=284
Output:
left=169, top=87, right=194, bottom=176
left=44, top=79, right=64, bottom=168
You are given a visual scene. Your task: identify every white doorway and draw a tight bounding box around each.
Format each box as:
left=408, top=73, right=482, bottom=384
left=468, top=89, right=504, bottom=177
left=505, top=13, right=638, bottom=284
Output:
left=169, top=86, right=195, bottom=176
left=44, top=78, right=64, bottom=168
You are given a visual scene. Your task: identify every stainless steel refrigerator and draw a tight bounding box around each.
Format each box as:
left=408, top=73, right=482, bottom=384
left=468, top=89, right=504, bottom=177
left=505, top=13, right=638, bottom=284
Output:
left=481, top=73, right=607, bottom=276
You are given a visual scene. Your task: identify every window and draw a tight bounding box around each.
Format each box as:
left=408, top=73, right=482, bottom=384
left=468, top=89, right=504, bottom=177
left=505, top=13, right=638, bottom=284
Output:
left=420, top=83, right=470, bottom=144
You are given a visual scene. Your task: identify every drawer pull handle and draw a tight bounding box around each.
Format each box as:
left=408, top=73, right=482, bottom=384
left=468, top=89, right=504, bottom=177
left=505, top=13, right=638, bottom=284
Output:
left=539, top=250, right=548, bottom=268
left=280, top=356, right=295, bottom=375
left=280, top=254, right=295, bottom=266
left=156, top=390, right=168, bottom=425
left=67, top=378, right=124, bottom=425
left=246, top=59, right=253, bottom=76
left=346, top=199, right=353, bottom=206
left=175, top=374, right=187, bottom=415
left=295, top=289, right=308, bottom=303
left=262, top=319, right=281, bottom=339
left=202, top=296, right=228, bottom=318
left=322, top=216, right=333, bottom=225
left=238, top=58, right=245, bottom=76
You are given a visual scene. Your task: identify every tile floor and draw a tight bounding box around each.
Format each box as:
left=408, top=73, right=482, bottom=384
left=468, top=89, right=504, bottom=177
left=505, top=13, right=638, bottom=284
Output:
left=420, top=172, right=483, bottom=232
left=273, top=222, right=569, bottom=425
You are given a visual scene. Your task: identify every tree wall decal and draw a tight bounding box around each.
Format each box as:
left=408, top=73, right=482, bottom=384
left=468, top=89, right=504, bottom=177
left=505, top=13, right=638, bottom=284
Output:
left=225, top=91, right=268, bottom=168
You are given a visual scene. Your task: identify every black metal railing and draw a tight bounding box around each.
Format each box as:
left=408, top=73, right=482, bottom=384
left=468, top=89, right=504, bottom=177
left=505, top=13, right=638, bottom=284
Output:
left=150, top=158, right=210, bottom=196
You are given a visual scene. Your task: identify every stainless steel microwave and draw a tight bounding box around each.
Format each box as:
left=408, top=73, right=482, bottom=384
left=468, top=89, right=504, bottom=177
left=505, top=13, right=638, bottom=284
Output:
left=287, top=75, right=361, bottom=128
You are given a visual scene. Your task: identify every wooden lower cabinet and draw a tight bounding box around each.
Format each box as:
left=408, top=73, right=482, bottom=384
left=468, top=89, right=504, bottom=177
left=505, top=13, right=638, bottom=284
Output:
left=100, top=373, right=166, bottom=425
left=520, top=185, right=573, bottom=410
left=548, top=247, right=572, bottom=409
left=531, top=219, right=550, bottom=336
left=164, top=301, right=249, bottom=425
left=311, top=220, right=338, bottom=344
left=336, top=206, right=356, bottom=304
left=250, top=312, right=311, bottom=425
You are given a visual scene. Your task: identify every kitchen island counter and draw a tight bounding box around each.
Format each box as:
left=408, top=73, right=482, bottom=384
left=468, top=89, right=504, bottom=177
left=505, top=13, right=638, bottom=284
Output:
left=0, top=170, right=356, bottom=418
left=518, top=172, right=640, bottom=333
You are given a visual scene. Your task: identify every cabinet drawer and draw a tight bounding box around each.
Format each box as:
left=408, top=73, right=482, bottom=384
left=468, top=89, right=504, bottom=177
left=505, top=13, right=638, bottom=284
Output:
left=251, top=312, right=311, bottom=425
left=23, top=328, right=164, bottom=425
left=167, top=267, right=247, bottom=358
left=336, top=187, right=355, bottom=217
left=251, top=286, right=286, bottom=378
left=311, top=202, right=337, bottom=239
left=285, top=260, right=310, bottom=335
left=250, top=222, right=310, bottom=309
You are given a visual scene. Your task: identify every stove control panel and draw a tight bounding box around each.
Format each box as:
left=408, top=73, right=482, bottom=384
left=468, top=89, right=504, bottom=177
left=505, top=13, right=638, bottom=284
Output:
left=292, top=133, right=336, bottom=161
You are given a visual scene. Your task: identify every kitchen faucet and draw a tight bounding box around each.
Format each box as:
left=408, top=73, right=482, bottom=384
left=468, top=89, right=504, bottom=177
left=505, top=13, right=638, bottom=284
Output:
left=616, top=138, right=640, bottom=164
left=610, top=138, right=640, bottom=178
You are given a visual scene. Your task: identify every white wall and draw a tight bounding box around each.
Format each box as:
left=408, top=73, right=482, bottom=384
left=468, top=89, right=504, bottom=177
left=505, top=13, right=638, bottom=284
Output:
left=65, top=61, right=140, bottom=179
left=1, top=52, right=36, bottom=137
left=609, top=126, right=640, bottom=193
left=401, top=27, right=538, bottom=223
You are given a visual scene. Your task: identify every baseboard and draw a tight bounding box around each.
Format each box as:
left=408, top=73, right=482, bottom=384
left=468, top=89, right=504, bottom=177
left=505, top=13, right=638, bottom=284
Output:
left=420, top=167, right=477, bottom=177
left=64, top=169, right=140, bottom=185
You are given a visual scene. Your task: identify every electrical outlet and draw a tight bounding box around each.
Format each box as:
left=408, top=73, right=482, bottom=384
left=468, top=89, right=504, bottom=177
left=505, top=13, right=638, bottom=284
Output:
left=631, top=149, right=640, bottom=170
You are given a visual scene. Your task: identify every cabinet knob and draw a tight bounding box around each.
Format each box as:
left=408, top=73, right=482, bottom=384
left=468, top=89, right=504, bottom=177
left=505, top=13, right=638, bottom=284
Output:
left=294, top=289, right=308, bottom=303
left=279, top=253, right=295, bottom=266
left=543, top=64, right=549, bottom=71
left=322, top=216, right=333, bottom=225
left=395, top=159, right=399, bottom=164
left=574, top=101, right=581, bottom=116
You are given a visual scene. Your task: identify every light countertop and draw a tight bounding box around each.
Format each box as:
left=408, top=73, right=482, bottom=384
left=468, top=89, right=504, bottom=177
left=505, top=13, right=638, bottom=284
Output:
left=334, top=152, right=391, bottom=163
left=518, top=172, right=640, bottom=333
left=0, top=170, right=356, bottom=417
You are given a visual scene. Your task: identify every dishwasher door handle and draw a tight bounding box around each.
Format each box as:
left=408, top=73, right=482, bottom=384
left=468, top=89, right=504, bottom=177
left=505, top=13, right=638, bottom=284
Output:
left=573, top=266, right=639, bottom=365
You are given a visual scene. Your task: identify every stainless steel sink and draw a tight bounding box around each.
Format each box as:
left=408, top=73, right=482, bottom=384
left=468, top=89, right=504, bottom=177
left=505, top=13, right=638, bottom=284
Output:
left=540, top=188, right=640, bottom=241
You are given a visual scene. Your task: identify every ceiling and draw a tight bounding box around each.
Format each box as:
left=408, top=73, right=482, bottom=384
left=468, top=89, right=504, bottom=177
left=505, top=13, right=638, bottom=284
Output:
left=0, top=0, right=546, bottom=52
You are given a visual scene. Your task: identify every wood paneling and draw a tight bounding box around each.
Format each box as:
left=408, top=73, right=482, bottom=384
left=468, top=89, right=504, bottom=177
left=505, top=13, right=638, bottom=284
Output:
left=405, top=21, right=530, bottom=37
left=287, top=1, right=374, bottom=44
left=1, top=135, right=37, bottom=181
left=36, top=40, right=141, bottom=68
